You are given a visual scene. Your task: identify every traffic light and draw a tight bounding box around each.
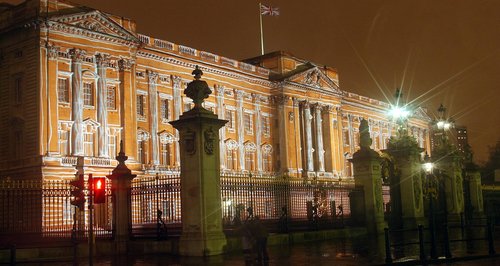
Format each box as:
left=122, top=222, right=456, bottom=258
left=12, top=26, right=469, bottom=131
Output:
left=70, top=174, right=86, bottom=209
left=93, top=177, right=106, bottom=204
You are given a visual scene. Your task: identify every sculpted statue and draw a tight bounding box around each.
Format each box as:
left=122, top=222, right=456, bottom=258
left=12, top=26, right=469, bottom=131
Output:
left=359, top=118, right=372, bottom=149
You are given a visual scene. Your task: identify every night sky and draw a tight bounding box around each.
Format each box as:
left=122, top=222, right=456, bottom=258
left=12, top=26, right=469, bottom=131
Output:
left=4, top=0, right=500, bottom=163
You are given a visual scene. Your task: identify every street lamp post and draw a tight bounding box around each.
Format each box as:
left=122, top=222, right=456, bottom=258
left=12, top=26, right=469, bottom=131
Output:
left=388, top=89, right=411, bottom=137
left=436, top=104, right=453, bottom=145
left=423, top=154, right=438, bottom=260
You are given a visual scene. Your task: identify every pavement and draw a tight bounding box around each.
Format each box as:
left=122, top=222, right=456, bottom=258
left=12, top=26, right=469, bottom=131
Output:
left=10, top=237, right=500, bottom=266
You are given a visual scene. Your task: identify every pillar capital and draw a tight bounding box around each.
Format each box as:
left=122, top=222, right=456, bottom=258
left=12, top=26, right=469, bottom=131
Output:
left=46, top=43, right=60, bottom=60
left=272, top=94, right=290, bottom=106
left=95, top=53, right=111, bottom=67
left=118, top=58, right=134, bottom=72
left=69, top=48, right=86, bottom=63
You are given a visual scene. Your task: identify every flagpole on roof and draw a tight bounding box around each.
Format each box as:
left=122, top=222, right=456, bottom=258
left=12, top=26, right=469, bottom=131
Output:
left=259, top=3, right=265, bottom=55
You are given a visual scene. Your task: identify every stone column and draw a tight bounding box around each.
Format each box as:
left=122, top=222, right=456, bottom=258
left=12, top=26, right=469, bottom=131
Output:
left=46, top=43, right=59, bottom=155
left=235, top=89, right=245, bottom=171
left=387, top=142, right=425, bottom=228
left=69, top=48, right=86, bottom=156
left=301, top=101, right=314, bottom=174
left=291, top=98, right=302, bottom=177
left=148, top=70, right=159, bottom=165
left=351, top=119, right=386, bottom=235
left=253, top=94, right=263, bottom=172
left=172, top=75, right=183, bottom=166
left=170, top=67, right=227, bottom=256
left=118, top=59, right=137, bottom=160
left=313, top=103, right=325, bottom=173
left=440, top=154, right=465, bottom=223
left=323, top=105, right=335, bottom=174
left=107, top=141, right=136, bottom=254
left=96, top=53, right=110, bottom=158
left=216, top=85, right=226, bottom=169
left=464, top=169, right=484, bottom=215
left=276, top=95, right=291, bottom=174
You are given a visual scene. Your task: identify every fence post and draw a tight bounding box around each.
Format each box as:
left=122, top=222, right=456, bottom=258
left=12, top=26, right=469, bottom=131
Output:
left=444, top=223, right=452, bottom=259
left=384, top=228, right=392, bottom=264
left=418, top=225, right=426, bottom=263
left=487, top=220, right=496, bottom=256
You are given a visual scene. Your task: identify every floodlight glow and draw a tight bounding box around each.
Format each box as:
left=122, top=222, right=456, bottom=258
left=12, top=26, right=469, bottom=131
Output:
left=437, top=121, right=445, bottom=129
left=389, top=106, right=409, bottom=120
left=423, top=162, right=434, bottom=174
left=443, top=123, right=451, bottom=130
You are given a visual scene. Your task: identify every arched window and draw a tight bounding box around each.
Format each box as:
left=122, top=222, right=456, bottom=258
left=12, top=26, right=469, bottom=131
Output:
left=82, top=118, right=100, bottom=157
left=137, top=129, right=150, bottom=164
left=159, top=132, right=175, bottom=166
left=261, top=144, right=273, bottom=172
left=225, top=139, right=238, bottom=170
left=244, top=142, right=257, bottom=171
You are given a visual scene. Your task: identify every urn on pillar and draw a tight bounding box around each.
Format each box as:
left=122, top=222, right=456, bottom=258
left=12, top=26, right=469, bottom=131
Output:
left=170, top=66, right=228, bottom=256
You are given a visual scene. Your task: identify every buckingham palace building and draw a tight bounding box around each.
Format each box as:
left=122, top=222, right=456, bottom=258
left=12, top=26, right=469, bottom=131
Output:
left=0, top=0, right=432, bottom=181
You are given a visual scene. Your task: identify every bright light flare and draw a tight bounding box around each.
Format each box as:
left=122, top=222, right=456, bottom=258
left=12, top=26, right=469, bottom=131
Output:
left=423, top=162, right=434, bottom=174
left=437, top=120, right=452, bottom=130
left=388, top=106, right=410, bottom=120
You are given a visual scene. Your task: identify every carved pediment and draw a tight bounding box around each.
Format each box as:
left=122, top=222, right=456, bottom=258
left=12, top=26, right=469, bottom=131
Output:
left=50, top=10, right=139, bottom=45
left=413, top=107, right=432, bottom=122
left=286, top=66, right=340, bottom=93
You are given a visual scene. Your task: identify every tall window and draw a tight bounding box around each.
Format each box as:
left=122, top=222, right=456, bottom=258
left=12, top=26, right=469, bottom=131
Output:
left=58, top=130, right=70, bottom=156
left=225, top=109, right=235, bottom=131
left=108, top=135, right=116, bottom=157
left=107, top=86, right=116, bottom=110
left=343, top=130, right=350, bottom=146
left=160, top=98, right=170, bottom=121
left=138, top=140, right=146, bottom=164
left=244, top=113, right=254, bottom=135
left=83, top=82, right=94, bottom=106
left=137, top=95, right=145, bottom=117
left=160, top=143, right=171, bottom=166
left=58, top=78, right=69, bottom=103
left=84, top=132, right=94, bottom=156
left=262, top=116, right=270, bottom=137
left=14, top=76, right=22, bottom=104
left=245, top=150, right=255, bottom=171
left=226, top=149, right=236, bottom=170
left=262, top=144, right=273, bottom=172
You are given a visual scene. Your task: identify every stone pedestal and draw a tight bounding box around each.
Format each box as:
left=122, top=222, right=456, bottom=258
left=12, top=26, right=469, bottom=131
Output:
left=170, top=107, right=227, bottom=256
left=465, top=170, right=484, bottom=215
left=440, top=155, right=465, bottom=223
left=169, top=67, right=227, bottom=256
left=107, top=142, right=136, bottom=254
left=386, top=134, right=425, bottom=229
left=351, top=149, right=386, bottom=234
left=393, top=153, right=425, bottom=228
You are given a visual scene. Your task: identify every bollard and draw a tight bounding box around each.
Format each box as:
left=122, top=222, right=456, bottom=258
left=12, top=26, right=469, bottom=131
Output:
left=487, top=221, right=496, bottom=255
left=384, top=228, right=393, bottom=264
left=444, top=223, right=452, bottom=259
left=418, top=225, right=426, bottom=263
left=10, top=244, right=15, bottom=266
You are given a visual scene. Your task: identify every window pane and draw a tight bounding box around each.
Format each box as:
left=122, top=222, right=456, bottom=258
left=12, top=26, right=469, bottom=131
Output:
left=107, top=87, right=116, bottom=109
left=58, top=78, right=69, bottom=103
left=83, top=83, right=94, bottom=106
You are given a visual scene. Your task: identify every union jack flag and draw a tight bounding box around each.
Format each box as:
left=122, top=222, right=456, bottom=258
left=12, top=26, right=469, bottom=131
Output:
left=260, top=4, right=280, bottom=16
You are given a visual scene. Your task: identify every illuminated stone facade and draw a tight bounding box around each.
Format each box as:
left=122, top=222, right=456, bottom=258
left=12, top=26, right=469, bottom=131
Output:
left=0, top=0, right=432, bottom=180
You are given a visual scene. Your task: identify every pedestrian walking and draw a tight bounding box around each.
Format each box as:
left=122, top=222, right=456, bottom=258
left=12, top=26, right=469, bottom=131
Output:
left=250, top=216, right=269, bottom=263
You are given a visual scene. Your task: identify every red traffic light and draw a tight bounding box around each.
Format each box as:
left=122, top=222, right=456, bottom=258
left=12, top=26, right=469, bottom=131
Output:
left=93, top=177, right=106, bottom=204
